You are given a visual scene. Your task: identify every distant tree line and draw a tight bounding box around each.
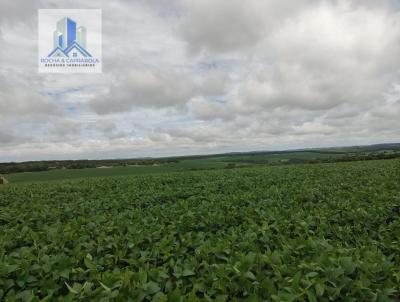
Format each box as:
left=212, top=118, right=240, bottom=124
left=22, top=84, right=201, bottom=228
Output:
left=0, top=159, right=179, bottom=174
left=275, top=152, right=400, bottom=165
left=222, top=151, right=400, bottom=166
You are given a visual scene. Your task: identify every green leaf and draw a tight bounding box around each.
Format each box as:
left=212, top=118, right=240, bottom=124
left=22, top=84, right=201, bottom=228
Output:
left=215, top=295, right=228, bottom=302
left=4, top=264, right=19, bottom=275
left=306, top=272, right=318, bottom=278
left=306, top=289, right=317, bottom=302
left=16, top=290, right=34, bottom=302
left=243, top=271, right=256, bottom=280
left=146, top=281, right=161, bottom=295
left=291, top=271, right=302, bottom=288
left=138, top=271, right=147, bottom=284
left=340, top=257, right=356, bottom=274
left=99, top=281, right=111, bottom=292
left=168, top=288, right=182, bottom=302
left=315, top=282, right=325, bottom=297
left=65, top=282, right=78, bottom=294
left=59, top=269, right=70, bottom=279
left=182, top=269, right=196, bottom=277
left=152, top=292, right=167, bottom=301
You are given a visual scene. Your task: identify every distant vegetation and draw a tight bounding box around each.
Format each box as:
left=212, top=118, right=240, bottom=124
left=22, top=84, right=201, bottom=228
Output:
left=1, top=143, right=400, bottom=184
left=0, top=158, right=179, bottom=174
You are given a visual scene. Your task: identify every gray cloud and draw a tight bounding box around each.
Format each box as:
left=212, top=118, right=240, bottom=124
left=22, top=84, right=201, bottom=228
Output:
left=178, top=0, right=316, bottom=55
left=0, top=1, right=39, bottom=24
left=89, top=67, right=196, bottom=114
left=0, top=130, right=17, bottom=144
left=0, top=73, right=59, bottom=119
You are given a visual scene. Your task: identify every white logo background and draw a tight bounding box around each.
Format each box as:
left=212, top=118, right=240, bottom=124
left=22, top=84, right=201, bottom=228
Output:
left=38, top=9, right=102, bottom=73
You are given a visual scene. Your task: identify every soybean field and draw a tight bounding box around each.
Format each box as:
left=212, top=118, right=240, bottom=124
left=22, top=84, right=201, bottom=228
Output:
left=0, top=159, right=399, bottom=301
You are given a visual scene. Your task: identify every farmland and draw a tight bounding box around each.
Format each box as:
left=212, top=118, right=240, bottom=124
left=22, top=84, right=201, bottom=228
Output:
left=3, top=143, right=400, bottom=184
left=1, top=159, right=400, bottom=301
left=3, top=159, right=228, bottom=184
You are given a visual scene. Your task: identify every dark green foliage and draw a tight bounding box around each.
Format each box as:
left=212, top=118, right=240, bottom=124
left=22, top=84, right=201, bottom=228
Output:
left=0, top=159, right=180, bottom=174
left=0, top=159, right=399, bottom=301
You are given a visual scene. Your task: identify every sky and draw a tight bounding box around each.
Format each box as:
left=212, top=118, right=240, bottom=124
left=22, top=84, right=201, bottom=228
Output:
left=1, top=0, right=400, bottom=162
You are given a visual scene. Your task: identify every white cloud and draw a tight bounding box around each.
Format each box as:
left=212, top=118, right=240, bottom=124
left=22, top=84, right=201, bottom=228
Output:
left=0, top=0, right=400, bottom=161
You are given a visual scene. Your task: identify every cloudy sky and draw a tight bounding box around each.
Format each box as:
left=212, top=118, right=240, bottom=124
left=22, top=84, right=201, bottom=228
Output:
left=1, top=0, right=400, bottom=162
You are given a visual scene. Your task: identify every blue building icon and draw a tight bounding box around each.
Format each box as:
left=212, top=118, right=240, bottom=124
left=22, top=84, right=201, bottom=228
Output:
left=48, top=17, right=92, bottom=58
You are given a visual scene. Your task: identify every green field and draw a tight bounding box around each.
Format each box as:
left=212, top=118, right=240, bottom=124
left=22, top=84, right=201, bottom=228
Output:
left=4, top=159, right=228, bottom=184
left=3, top=148, right=394, bottom=184
left=1, top=159, right=400, bottom=301
left=211, top=151, right=345, bottom=164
